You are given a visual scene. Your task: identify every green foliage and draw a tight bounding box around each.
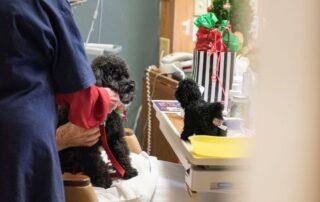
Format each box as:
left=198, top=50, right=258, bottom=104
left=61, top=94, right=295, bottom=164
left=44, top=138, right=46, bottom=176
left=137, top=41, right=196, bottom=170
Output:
left=212, top=0, right=253, bottom=45
left=212, top=0, right=230, bottom=21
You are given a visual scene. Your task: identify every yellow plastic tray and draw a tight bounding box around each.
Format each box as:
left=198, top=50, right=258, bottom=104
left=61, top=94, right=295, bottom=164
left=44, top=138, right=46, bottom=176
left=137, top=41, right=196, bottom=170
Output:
left=189, top=135, right=253, bottom=158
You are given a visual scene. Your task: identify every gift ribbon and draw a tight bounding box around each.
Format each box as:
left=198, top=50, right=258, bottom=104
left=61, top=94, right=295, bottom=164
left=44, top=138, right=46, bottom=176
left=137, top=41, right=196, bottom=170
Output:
left=211, top=52, right=226, bottom=100
left=99, top=124, right=125, bottom=178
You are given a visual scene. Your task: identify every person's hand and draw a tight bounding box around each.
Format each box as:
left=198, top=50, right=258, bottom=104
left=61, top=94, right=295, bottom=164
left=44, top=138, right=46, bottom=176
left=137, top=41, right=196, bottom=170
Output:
left=56, top=122, right=101, bottom=151
left=104, top=87, right=121, bottom=112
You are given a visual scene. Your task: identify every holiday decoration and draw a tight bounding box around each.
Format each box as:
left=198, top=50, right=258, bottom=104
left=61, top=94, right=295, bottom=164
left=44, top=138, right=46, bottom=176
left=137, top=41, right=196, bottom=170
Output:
left=194, top=12, right=240, bottom=52
left=193, top=10, right=238, bottom=109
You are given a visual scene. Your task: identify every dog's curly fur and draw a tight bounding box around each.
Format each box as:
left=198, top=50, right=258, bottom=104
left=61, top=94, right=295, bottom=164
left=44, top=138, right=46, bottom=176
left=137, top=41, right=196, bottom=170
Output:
left=58, top=54, right=138, bottom=189
left=175, top=79, right=227, bottom=141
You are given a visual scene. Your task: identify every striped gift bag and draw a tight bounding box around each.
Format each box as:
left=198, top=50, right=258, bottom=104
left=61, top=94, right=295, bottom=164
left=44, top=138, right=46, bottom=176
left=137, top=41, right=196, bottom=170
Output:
left=193, top=51, right=236, bottom=107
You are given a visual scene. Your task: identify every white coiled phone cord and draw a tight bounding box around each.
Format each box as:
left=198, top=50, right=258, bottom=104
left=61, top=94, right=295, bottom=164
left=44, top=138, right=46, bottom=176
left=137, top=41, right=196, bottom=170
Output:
left=145, top=66, right=163, bottom=155
left=145, top=66, right=153, bottom=155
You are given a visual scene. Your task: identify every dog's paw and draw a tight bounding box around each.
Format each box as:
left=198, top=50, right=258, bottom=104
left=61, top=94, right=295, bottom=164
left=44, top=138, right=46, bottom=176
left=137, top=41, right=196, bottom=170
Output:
left=101, top=178, right=113, bottom=189
left=180, top=133, right=191, bottom=141
left=123, top=168, right=138, bottom=179
left=180, top=136, right=189, bottom=141
left=92, top=176, right=112, bottom=189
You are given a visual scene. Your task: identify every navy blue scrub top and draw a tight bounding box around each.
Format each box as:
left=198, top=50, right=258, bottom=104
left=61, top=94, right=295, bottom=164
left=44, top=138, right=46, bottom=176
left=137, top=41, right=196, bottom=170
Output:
left=0, top=0, right=95, bottom=201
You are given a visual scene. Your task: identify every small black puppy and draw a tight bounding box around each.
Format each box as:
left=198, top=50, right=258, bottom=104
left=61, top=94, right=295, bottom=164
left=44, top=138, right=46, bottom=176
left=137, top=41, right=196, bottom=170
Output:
left=175, top=79, right=227, bottom=141
left=58, top=54, right=138, bottom=189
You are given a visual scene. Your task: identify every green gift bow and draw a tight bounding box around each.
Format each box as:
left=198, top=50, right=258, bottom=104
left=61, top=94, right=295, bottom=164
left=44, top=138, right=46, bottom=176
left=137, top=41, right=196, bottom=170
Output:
left=194, top=13, right=219, bottom=29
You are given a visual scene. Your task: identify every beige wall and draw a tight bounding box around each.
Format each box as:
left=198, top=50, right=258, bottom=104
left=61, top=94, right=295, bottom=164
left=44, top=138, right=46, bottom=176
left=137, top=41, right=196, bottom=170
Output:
left=245, top=0, right=320, bottom=202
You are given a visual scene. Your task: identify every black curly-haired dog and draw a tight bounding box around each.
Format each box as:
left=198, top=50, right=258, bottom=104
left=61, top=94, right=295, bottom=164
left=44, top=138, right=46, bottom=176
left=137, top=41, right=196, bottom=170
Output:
left=175, top=79, right=227, bottom=141
left=58, top=54, right=138, bottom=189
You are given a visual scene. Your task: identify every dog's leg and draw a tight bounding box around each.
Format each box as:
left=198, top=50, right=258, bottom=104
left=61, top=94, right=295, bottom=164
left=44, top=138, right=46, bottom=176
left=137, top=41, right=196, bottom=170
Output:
left=109, top=138, right=138, bottom=179
left=181, top=110, right=197, bottom=141
left=106, top=113, right=138, bottom=179
left=80, top=148, right=113, bottom=189
left=59, top=148, right=81, bottom=174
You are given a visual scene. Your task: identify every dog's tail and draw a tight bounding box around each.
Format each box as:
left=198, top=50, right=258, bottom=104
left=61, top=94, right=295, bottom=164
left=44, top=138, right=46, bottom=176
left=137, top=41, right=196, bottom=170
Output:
left=175, top=79, right=202, bottom=108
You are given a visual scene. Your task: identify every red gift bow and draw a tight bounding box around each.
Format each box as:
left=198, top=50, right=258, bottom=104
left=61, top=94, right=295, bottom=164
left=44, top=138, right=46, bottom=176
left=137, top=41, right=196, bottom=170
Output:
left=195, top=27, right=227, bottom=53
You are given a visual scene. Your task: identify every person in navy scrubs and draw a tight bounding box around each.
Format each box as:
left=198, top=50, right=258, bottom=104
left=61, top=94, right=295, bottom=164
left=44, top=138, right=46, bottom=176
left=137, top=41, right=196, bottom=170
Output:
left=0, top=0, right=115, bottom=201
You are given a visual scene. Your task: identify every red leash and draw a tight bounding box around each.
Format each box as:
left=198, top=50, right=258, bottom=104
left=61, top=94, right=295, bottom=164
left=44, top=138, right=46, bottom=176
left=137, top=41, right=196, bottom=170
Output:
left=99, top=124, right=125, bottom=178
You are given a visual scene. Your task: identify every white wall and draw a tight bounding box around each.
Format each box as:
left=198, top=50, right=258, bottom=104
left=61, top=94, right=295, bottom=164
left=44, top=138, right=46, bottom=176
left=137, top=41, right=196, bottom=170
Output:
left=72, top=0, right=160, bottom=129
left=245, top=1, right=320, bottom=202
